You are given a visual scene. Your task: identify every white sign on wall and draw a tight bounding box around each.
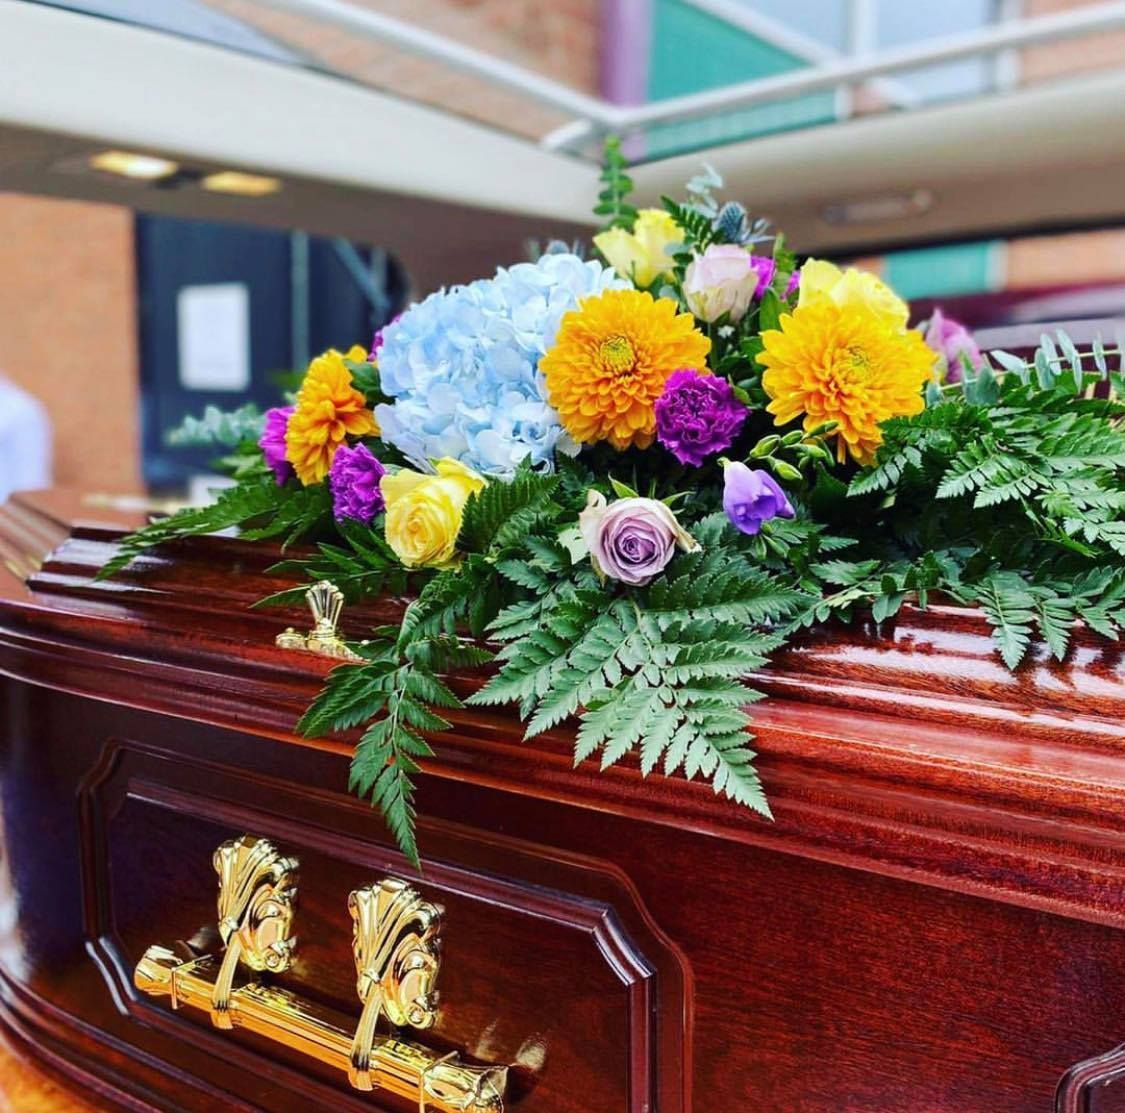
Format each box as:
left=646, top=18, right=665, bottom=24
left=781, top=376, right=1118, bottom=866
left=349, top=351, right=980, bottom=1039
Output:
left=177, top=283, right=250, bottom=392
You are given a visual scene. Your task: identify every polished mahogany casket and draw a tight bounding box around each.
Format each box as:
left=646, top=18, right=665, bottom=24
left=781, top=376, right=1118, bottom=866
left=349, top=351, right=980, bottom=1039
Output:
left=3, top=489, right=1125, bottom=1113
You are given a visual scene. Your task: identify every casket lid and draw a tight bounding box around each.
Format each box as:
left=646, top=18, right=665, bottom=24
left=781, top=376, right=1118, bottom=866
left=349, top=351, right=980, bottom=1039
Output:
left=4, top=490, right=1125, bottom=926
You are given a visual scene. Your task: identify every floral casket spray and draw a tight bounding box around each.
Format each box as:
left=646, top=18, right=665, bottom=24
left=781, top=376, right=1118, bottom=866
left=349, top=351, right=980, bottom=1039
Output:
left=104, top=141, right=1125, bottom=867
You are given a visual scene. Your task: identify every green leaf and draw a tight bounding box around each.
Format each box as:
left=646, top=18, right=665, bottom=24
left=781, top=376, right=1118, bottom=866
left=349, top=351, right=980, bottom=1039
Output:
left=343, top=358, right=385, bottom=405
left=758, top=288, right=783, bottom=333
left=609, top=476, right=640, bottom=499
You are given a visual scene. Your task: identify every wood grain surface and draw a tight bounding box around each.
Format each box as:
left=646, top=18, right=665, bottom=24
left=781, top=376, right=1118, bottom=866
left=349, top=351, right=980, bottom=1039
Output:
left=2, top=490, right=1125, bottom=1112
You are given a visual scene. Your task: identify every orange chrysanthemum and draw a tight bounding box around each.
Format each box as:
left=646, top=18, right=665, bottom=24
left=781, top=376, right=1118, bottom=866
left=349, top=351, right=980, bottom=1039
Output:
left=541, top=289, right=711, bottom=451
left=285, top=345, right=378, bottom=485
left=759, top=304, right=934, bottom=464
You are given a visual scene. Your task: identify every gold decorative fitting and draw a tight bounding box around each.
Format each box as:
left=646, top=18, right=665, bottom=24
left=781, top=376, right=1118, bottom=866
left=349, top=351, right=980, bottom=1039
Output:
left=134, top=835, right=507, bottom=1111
left=348, top=879, right=442, bottom=1091
left=276, top=580, right=363, bottom=661
left=210, top=836, right=298, bottom=1029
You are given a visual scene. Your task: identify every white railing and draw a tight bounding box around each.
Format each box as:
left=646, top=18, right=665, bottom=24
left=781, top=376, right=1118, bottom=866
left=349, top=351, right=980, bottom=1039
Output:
left=681, top=0, right=921, bottom=114
left=253, top=0, right=1125, bottom=156
left=257, top=0, right=616, bottom=126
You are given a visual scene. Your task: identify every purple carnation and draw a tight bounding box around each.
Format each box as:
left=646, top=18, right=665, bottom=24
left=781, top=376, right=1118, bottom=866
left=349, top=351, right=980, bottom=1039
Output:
left=259, top=405, right=294, bottom=485
left=722, top=461, right=795, bottom=536
left=329, top=442, right=386, bottom=524
left=654, top=369, right=749, bottom=468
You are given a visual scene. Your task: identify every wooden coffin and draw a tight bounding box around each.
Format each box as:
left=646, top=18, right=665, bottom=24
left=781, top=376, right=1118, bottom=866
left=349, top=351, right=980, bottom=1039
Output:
left=3, top=489, right=1125, bottom=1113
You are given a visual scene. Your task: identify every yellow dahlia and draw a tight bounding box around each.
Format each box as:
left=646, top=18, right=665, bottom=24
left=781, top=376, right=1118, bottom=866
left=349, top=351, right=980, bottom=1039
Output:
left=759, top=304, right=934, bottom=464
left=541, top=289, right=711, bottom=451
left=285, top=345, right=378, bottom=485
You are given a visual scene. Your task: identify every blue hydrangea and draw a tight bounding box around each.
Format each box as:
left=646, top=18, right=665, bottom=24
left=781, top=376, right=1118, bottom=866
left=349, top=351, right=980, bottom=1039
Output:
left=374, top=253, right=626, bottom=477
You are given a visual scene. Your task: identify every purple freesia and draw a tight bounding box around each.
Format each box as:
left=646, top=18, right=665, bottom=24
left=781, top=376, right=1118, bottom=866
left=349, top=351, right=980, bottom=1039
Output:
left=259, top=405, right=294, bottom=485
left=923, top=308, right=982, bottom=383
left=579, top=491, right=699, bottom=587
left=329, top=442, right=386, bottom=524
left=722, top=461, right=795, bottom=536
left=655, top=369, right=749, bottom=468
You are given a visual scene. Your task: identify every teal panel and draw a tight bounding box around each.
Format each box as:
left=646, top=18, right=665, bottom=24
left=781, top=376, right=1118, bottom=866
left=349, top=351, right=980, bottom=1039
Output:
left=882, top=242, right=1002, bottom=299
left=646, top=0, right=835, bottom=159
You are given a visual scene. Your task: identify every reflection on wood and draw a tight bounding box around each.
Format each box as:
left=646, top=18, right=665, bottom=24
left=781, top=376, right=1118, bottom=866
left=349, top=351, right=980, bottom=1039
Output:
left=3, top=490, right=1125, bottom=1111
left=0, top=1032, right=103, bottom=1112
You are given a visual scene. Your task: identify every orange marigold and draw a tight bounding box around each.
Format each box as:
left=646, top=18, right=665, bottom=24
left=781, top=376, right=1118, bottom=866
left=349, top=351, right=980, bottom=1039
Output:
left=541, top=289, right=711, bottom=451
left=759, top=304, right=934, bottom=464
left=285, top=345, right=378, bottom=485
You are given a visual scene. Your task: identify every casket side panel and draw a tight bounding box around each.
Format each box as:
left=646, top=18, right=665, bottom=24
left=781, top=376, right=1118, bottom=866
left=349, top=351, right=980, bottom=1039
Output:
left=4, top=679, right=1125, bottom=1111
left=1, top=683, right=686, bottom=1112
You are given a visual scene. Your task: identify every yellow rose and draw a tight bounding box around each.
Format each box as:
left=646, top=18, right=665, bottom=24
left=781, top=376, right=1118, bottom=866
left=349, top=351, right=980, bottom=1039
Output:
left=798, top=258, right=909, bottom=333
left=380, top=458, right=486, bottom=569
left=593, top=209, right=682, bottom=287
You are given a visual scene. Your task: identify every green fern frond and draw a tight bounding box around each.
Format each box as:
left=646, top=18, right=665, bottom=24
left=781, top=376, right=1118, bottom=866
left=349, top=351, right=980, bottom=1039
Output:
left=594, top=136, right=639, bottom=231
left=970, top=572, right=1037, bottom=670
left=457, top=467, right=562, bottom=555
left=98, top=478, right=295, bottom=580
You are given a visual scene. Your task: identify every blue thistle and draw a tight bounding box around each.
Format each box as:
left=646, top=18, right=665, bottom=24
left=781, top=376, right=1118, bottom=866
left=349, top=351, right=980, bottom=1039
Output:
left=714, top=201, right=750, bottom=245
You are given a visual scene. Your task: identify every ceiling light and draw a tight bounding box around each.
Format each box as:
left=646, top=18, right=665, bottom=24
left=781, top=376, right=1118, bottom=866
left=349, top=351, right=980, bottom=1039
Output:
left=822, top=190, right=934, bottom=226
left=201, top=171, right=283, bottom=197
left=89, top=150, right=180, bottom=181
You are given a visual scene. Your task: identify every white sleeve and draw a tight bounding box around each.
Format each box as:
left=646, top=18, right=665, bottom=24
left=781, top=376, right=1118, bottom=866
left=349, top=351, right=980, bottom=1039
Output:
left=0, top=381, right=52, bottom=501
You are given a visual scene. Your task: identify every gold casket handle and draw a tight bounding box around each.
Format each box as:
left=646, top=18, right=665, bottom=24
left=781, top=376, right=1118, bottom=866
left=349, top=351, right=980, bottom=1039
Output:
left=134, top=835, right=507, bottom=1112
left=275, top=580, right=364, bottom=661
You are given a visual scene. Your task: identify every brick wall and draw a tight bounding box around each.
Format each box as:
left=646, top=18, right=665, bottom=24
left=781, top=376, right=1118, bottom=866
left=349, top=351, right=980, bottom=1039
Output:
left=1021, top=0, right=1125, bottom=85
left=0, top=194, right=140, bottom=492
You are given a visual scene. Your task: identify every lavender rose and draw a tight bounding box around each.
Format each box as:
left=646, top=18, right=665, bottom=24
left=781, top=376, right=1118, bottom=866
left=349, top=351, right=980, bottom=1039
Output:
left=722, top=461, right=795, bottom=536
left=684, top=245, right=775, bottom=324
left=259, top=405, right=295, bottom=485
left=655, top=369, right=749, bottom=467
left=922, top=309, right=982, bottom=384
left=329, top=442, right=386, bottom=524
left=579, top=491, right=699, bottom=587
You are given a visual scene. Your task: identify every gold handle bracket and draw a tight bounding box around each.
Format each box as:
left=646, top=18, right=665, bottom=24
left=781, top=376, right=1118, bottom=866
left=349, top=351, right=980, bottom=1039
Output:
left=133, top=835, right=507, bottom=1112
left=210, top=836, right=298, bottom=1029
left=276, top=580, right=363, bottom=661
left=348, top=879, right=442, bottom=1091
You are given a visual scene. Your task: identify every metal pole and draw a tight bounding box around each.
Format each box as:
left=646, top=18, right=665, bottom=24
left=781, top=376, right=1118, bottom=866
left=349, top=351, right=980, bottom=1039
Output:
left=290, top=230, right=310, bottom=372
left=332, top=238, right=389, bottom=321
